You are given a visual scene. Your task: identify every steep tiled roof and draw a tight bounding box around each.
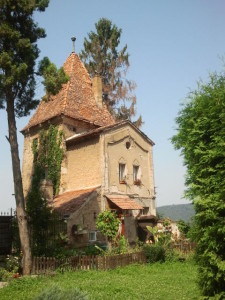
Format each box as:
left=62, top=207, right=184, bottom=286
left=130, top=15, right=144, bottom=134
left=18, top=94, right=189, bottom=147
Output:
left=53, top=187, right=98, bottom=215
left=22, top=53, right=115, bottom=132
left=106, top=194, right=143, bottom=210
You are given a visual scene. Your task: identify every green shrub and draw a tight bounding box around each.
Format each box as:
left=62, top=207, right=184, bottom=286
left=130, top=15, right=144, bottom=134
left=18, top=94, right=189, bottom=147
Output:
left=165, top=248, right=179, bottom=262
left=111, top=235, right=130, bottom=254
left=34, top=285, right=89, bottom=300
left=143, top=244, right=165, bottom=263
left=96, top=211, right=120, bottom=242
left=53, top=246, right=78, bottom=259
left=5, top=255, right=20, bottom=273
left=82, top=244, right=106, bottom=256
left=0, top=268, right=12, bottom=282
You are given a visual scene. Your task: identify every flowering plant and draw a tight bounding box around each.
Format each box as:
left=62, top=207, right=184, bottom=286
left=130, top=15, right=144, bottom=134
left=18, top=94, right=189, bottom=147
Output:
left=134, top=179, right=141, bottom=186
left=120, top=177, right=127, bottom=184
left=5, top=255, right=21, bottom=274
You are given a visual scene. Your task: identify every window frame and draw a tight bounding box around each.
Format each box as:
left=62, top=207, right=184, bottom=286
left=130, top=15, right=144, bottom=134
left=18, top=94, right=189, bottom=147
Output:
left=133, top=165, right=139, bottom=181
left=133, top=165, right=141, bottom=185
left=88, top=231, right=97, bottom=242
left=119, top=163, right=126, bottom=183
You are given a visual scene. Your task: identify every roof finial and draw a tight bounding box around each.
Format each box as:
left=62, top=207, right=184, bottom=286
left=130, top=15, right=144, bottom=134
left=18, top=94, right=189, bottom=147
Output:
left=71, top=36, right=76, bottom=53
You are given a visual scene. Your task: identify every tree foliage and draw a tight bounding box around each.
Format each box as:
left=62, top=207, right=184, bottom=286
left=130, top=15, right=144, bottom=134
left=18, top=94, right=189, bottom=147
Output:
left=80, top=18, right=142, bottom=126
left=27, top=125, right=64, bottom=255
left=37, top=57, right=69, bottom=101
left=0, top=1, right=68, bottom=114
left=26, top=164, right=52, bottom=256
left=171, top=71, right=225, bottom=297
left=32, top=125, right=64, bottom=195
left=0, top=0, right=49, bottom=116
left=177, top=220, right=191, bottom=238
left=96, top=211, right=120, bottom=241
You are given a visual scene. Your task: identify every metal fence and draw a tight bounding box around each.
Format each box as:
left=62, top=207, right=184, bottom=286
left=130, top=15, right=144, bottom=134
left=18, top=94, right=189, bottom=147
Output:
left=0, top=209, right=67, bottom=256
left=29, top=213, right=67, bottom=256
left=0, top=210, right=15, bottom=255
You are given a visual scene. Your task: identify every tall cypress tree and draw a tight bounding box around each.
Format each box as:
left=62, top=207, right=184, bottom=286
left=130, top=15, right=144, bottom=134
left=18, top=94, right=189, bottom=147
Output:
left=0, top=0, right=50, bottom=274
left=172, top=71, right=225, bottom=297
left=80, top=18, right=142, bottom=127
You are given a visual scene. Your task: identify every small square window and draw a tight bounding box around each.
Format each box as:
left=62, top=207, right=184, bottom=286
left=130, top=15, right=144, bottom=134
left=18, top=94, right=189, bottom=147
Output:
left=89, top=231, right=97, bottom=242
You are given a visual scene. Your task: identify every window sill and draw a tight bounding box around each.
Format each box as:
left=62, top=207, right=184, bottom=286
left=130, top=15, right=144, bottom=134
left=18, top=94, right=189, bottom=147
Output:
left=119, top=180, right=127, bottom=184
left=134, top=180, right=141, bottom=186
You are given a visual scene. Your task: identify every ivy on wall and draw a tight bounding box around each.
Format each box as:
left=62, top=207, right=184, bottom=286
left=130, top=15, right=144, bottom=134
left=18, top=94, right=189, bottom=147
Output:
left=26, top=125, right=64, bottom=255
left=32, top=125, right=64, bottom=195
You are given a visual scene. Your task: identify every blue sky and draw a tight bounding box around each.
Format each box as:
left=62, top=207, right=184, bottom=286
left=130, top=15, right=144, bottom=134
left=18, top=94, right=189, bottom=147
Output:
left=1, top=0, right=225, bottom=212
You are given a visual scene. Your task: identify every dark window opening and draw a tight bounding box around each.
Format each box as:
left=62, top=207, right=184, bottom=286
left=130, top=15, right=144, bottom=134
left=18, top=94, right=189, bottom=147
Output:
left=126, top=141, right=131, bottom=149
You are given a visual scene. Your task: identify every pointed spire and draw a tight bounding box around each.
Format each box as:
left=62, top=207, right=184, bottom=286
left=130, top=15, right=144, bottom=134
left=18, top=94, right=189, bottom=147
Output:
left=22, top=52, right=115, bottom=132
left=71, top=36, right=76, bottom=53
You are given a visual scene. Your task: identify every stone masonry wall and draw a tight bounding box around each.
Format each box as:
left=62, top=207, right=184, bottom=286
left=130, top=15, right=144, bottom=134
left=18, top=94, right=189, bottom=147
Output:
left=22, top=118, right=96, bottom=198
left=67, top=189, right=105, bottom=247
left=63, top=137, right=102, bottom=192
left=22, top=132, right=38, bottom=198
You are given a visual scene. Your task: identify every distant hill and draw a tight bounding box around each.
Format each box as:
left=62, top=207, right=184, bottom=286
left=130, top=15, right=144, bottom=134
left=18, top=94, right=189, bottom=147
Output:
left=156, top=203, right=195, bottom=223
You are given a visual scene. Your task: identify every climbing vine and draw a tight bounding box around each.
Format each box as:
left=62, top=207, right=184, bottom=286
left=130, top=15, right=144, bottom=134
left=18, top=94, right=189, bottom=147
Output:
left=26, top=125, right=64, bottom=255
left=96, top=211, right=120, bottom=241
left=32, top=125, right=64, bottom=195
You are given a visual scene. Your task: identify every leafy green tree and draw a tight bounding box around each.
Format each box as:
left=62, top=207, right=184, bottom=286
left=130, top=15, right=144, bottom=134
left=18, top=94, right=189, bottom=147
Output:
left=80, top=18, right=142, bottom=127
left=0, top=1, right=68, bottom=274
left=171, top=71, right=225, bottom=297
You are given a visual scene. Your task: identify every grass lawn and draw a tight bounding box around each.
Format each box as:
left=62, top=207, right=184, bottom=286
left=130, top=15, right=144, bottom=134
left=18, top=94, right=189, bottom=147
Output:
left=0, top=261, right=200, bottom=300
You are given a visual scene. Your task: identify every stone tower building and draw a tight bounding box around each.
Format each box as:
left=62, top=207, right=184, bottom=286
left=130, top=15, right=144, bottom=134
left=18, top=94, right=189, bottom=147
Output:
left=21, top=50, right=156, bottom=246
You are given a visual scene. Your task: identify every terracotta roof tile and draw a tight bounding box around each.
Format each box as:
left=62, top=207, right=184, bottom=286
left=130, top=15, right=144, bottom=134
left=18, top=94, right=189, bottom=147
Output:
left=22, top=53, right=115, bottom=132
left=106, top=194, right=143, bottom=210
left=53, top=187, right=97, bottom=215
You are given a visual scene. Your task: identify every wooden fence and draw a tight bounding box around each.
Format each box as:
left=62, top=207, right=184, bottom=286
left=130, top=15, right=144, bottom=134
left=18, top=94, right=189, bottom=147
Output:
left=32, top=251, right=146, bottom=274
left=173, top=241, right=196, bottom=253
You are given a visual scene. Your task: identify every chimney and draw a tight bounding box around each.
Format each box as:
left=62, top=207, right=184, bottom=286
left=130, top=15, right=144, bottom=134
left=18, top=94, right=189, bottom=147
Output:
left=92, top=74, right=103, bottom=109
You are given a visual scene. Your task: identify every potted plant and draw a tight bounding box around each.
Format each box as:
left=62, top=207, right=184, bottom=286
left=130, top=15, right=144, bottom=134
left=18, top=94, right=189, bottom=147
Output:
left=120, top=177, right=127, bottom=184
left=134, top=179, right=141, bottom=186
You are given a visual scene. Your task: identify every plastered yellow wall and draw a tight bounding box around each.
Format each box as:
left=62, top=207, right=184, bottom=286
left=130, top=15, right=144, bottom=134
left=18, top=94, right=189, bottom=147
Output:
left=64, top=137, right=102, bottom=192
